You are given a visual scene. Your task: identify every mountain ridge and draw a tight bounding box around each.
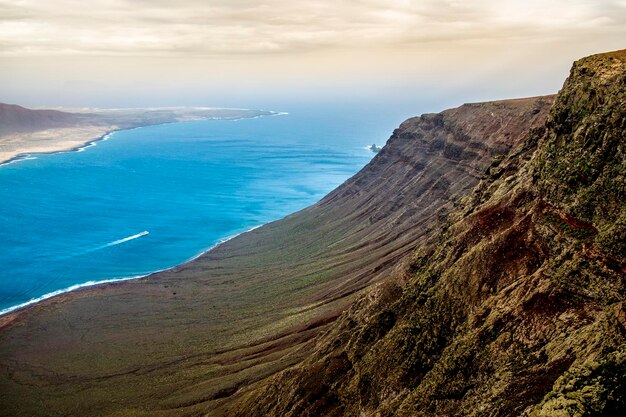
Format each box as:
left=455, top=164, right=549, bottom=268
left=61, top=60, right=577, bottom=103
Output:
left=0, top=103, right=86, bottom=135
left=226, top=49, right=625, bottom=417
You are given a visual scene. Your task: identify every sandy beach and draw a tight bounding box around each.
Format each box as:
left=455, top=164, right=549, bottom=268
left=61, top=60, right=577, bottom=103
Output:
left=0, top=125, right=117, bottom=164
left=0, top=105, right=274, bottom=165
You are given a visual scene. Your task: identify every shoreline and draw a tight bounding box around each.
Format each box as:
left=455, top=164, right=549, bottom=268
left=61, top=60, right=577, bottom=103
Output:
left=0, top=125, right=118, bottom=166
left=0, top=223, right=265, bottom=318
left=0, top=109, right=287, bottom=166
left=0, top=109, right=287, bottom=318
left=0, top=128, right=124, bottom=166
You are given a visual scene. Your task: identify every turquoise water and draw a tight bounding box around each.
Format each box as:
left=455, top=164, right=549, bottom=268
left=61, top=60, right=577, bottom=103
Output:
left=0, top=107, right=401, bottom=314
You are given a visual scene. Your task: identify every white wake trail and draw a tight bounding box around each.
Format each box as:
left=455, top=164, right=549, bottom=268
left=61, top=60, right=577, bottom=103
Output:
left=63, top=230, right=150, bottom=259
left=73, top=231, right=150, bottom=256
left=104, top=231, right=149, bottom=247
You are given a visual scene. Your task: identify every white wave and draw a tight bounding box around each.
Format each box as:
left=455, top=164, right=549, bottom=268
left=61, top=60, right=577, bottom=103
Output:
left=186, top=224, right=263, bottom=263
left=76, top=142, right=95, bottom=152
left=0, top=275, right=145, bottom=317
left=0, top=224, right=264, bottom=317
left=70, top=231, right=150, bottom=257
left=2, top=155, right=38, bottom=166
left=0, top=131, right=116, bottom=168
left=229, top=111, right=288, bottom=122
left=365, top=144, right=382, bottom=153
left=75, top=132, right=115, bottom=153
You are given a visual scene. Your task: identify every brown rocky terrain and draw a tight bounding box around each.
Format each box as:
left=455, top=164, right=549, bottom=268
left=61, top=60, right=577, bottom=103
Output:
left=226, top=50, right=626, bottom=416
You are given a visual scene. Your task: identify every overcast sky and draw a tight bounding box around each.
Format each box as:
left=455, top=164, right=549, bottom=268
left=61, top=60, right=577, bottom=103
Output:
left=1, top=0, right=624, bottom=112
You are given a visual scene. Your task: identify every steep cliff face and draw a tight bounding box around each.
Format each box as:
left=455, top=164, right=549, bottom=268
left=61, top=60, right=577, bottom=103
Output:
left=533, top=50, right=626, bottom=262
left=229, top=51, right=626, bottom=417
left=298, top=96, right=554, bottom=304
left=0, top=98, right=553, bottom=413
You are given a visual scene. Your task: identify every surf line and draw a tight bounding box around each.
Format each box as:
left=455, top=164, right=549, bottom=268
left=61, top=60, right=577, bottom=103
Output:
left=0, top=224, right=263, bottom=317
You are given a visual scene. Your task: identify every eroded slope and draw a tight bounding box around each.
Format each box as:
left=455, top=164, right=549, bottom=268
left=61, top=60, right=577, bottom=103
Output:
left=0, top=92, right=552, bottom=415
left=229, top=50, right=625, bottom=417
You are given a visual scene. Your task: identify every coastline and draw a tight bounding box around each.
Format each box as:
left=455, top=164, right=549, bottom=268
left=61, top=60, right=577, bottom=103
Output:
left=0, top=109, right=285, bottom=166
left=0, top=223, right=265, bottom=319
left=0, top=93, right=565, bottom=415
left=0, top=125, right=118, bottom=166
left=0, top=109, right=287, bottom=318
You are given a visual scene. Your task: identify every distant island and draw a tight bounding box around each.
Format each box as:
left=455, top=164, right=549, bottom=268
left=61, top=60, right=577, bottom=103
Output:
left=0, top=104, right=274, bottom=164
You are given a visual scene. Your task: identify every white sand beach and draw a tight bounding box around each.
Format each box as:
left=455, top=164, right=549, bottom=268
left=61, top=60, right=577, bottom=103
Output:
left=0, top=106, right=274, bottom=164
left=0, top=125, right=117, bottom=164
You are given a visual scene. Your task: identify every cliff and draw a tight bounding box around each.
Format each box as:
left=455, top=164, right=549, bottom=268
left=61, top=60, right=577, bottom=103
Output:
left=227, top=50, right=626, bottom=416
left=0, top=96, right=553, bottom=414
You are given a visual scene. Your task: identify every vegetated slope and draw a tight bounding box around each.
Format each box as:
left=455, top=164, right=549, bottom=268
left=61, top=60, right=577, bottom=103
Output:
left=231, top=50, right=626, bottom=417
left=0, top=101, right=553, bottom=414
left=0, top=103, right=87, bottom=134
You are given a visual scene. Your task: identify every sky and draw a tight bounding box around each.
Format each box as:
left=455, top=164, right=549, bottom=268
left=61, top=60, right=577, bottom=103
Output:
left=0, top=0, right=625, bottom=114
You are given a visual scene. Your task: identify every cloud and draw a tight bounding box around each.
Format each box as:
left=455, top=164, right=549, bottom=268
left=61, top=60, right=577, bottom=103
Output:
left=0, top=0, right=624, bottom=56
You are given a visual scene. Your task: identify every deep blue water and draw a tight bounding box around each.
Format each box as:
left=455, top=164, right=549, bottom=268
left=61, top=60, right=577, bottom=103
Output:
left=0, top=107, right=403, bottom=314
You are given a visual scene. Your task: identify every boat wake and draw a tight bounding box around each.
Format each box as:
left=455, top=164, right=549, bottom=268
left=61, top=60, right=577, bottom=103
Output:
left=104, top=231, right=149, bottom=248
left=76, top=231, right=149, bottom=256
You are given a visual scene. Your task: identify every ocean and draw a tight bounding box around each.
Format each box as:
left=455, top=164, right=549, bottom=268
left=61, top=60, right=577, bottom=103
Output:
left=0, top=105, right=405, bottom=314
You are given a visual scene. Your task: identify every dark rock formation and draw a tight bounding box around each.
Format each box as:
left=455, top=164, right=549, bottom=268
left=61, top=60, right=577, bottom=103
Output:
left=228, top=50, right=625, bottom=417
